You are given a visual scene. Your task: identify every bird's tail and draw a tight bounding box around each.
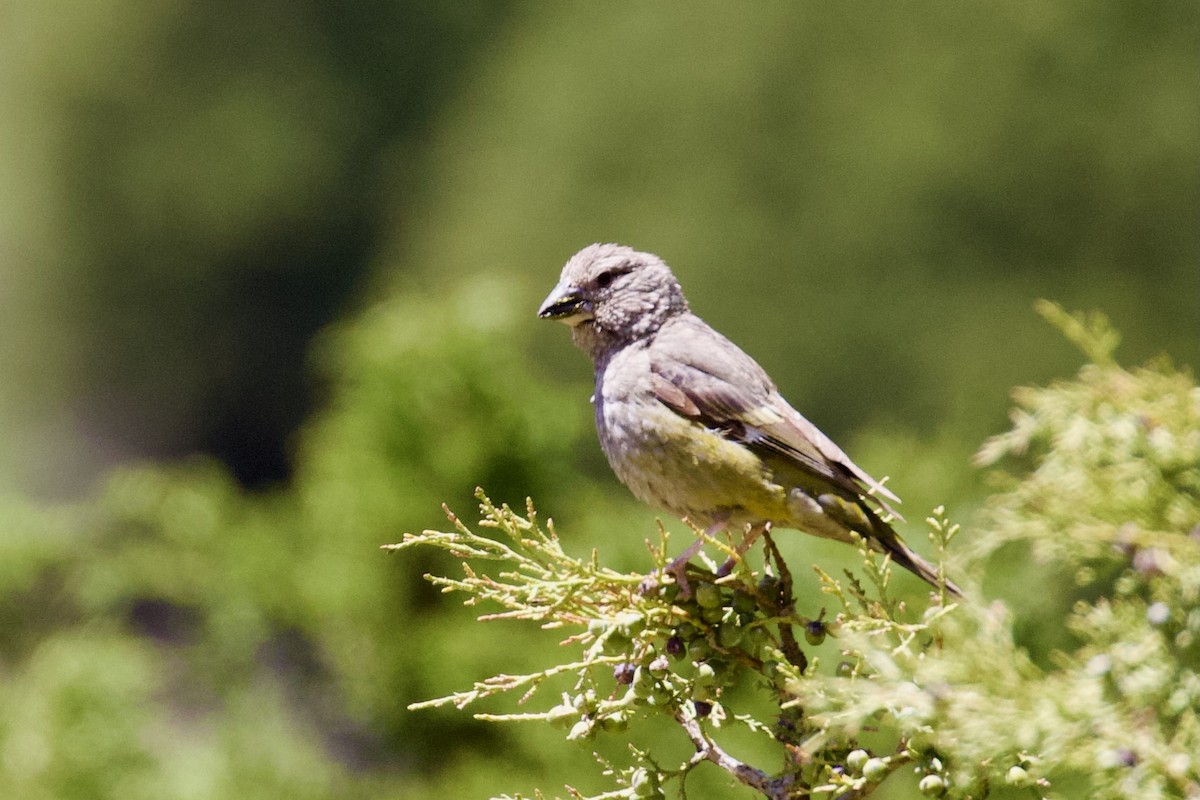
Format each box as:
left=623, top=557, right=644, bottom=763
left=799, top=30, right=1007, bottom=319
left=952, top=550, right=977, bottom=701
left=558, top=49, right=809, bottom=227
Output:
left=817, top=493, right=963, bottom=597
left=876, top=531, right=964, bottom=598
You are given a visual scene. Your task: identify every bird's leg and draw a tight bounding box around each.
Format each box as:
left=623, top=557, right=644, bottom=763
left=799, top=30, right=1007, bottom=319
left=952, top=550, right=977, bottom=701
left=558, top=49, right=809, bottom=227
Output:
left=716, top=522, right=770, bottom=578
left=759, top=529, right=807, bottom=672
left=642, top=516, right=729, bottom=599
left=662, top=534, right=708, bottom=600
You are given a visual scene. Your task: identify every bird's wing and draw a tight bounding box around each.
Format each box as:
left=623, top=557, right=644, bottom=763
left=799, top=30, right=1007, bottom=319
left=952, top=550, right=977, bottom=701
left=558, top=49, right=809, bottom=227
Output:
left=648, top=316, right=901, bottom=511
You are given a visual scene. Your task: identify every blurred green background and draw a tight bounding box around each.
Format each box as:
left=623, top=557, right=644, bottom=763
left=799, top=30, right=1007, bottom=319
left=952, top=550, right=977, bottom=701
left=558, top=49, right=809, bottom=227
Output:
left=0, top=3, right=1196, bottom=798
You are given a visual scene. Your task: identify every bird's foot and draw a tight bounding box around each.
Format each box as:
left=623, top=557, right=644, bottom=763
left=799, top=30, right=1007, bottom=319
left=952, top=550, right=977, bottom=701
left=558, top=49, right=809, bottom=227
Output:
left=640, top=536, right=707, bottom=600
left=637, top=561, right=692, bottom=598
left=664, top=553, right=694, bottom=600
left=716, top=522, right=769, bottom=577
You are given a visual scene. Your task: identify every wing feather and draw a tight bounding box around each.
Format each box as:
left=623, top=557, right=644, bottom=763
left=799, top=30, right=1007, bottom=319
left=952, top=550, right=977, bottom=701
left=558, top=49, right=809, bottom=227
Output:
left=648, top=317, right=901, bottom=515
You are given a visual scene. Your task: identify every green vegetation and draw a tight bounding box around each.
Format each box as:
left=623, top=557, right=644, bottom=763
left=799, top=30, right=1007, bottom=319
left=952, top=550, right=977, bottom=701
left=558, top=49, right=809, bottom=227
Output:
left=7, top=298, right=1190, bottom=799
left=0, top=4, right=1195, bottom=799
left=0, top=286, right=590, bottom=799
left=396, top=306, right=1200, bottom=799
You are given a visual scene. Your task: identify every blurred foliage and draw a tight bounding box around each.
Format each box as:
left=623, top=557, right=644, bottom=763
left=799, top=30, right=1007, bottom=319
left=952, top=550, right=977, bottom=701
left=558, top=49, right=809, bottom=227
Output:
left=0, top=283, right=600, bottom=798
left=400, top=2, right=1198, bottom=443
left=1, top=278, right=1195, bottom=799
left=1, top=2, right=1195, bottom=495
left=0, top=0, right=515, bottom=490
left=0, top=3, right=1196, bottom=800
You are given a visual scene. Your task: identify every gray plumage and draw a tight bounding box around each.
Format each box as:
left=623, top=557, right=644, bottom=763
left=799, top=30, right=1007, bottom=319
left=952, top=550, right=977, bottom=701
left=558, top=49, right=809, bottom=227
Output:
left=538, top=243, right=961, bottom=596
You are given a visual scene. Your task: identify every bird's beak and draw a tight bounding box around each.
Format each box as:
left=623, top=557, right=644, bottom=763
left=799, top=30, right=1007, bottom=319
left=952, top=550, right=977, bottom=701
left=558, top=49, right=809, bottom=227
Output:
left=538, top=281, right=594, bottom=326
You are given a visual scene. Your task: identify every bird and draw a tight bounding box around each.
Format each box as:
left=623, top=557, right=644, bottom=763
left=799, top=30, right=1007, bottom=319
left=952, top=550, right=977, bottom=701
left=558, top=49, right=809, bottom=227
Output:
left=537, top=243, right=962, bottom=597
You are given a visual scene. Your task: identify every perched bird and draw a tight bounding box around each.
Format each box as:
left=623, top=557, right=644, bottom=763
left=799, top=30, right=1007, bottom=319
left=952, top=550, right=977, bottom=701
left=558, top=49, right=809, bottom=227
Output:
left=538, top=243, right=961, bottom=597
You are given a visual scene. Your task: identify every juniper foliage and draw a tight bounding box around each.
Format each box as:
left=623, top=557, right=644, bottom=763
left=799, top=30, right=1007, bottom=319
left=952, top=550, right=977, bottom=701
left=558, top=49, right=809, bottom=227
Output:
left=398, top=304, right=1200, bottom=800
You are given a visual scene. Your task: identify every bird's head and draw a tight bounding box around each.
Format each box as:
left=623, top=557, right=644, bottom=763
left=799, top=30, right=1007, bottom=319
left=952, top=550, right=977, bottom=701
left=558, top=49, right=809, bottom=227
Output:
left=538, top=244, right=689, bottom=357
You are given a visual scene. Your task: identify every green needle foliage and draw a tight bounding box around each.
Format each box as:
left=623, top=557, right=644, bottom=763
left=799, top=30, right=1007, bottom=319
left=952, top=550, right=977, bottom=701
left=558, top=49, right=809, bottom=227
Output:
left=398, top=304, right=1199, bottom=800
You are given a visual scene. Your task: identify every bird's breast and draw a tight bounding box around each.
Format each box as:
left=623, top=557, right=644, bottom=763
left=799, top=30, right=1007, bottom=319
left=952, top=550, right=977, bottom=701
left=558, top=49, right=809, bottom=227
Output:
left=593, top=378, right=790, bottom=528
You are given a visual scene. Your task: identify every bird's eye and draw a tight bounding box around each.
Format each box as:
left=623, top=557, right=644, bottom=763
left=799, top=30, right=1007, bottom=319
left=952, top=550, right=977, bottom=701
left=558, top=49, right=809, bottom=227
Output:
left=596, top=266, right=632, bottom=289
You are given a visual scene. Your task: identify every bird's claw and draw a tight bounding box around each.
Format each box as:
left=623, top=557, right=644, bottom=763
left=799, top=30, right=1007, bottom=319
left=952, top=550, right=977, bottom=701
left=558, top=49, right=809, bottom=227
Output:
left=637, top=557, right=695, bottom=600
left=666, top=557, right=693, bottom=600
